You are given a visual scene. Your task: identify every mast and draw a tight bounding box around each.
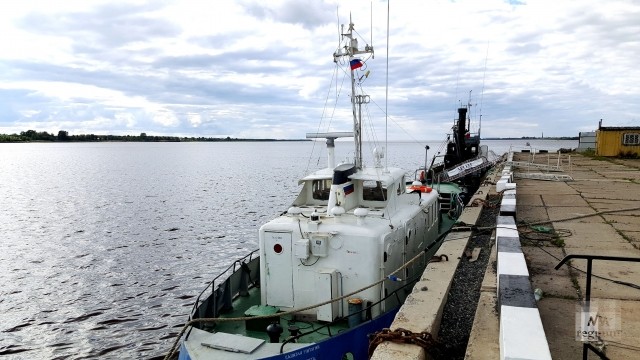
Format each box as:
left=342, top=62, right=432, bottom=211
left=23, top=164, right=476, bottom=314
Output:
left=333, top=16, right=374, bottom=170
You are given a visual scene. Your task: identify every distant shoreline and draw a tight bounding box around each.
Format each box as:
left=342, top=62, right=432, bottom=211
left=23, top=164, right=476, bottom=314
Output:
left=1, top=130, right=579, bottom=143
left=0, top=139, right=312, bottom=143
left=0, top=131, right=312, bottom=143
left=481, top=137, right=578, bottom=140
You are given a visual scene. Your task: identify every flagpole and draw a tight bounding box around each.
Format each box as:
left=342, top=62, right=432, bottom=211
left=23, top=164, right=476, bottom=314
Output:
left=333, top=16, right=373, bottom=171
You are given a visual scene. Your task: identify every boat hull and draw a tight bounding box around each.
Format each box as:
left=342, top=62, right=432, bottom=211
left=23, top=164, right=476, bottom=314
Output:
left=179, top=307, right=399, bottom=360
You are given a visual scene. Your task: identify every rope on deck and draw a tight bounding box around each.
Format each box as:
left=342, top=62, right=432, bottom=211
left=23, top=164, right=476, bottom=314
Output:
left=490, top=205, right=640, bottom=229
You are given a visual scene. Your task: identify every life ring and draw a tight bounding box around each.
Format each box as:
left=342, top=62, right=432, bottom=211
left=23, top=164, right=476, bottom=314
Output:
left=408, top=185, right=432, bottom=193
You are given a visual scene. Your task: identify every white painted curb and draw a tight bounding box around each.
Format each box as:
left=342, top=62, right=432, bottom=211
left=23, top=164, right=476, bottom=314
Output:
left=496, top=162, right=552, bottom=360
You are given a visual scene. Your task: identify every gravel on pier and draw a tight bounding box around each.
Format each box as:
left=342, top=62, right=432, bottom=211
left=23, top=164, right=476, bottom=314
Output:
left=430, top=194, right=500, bottom=359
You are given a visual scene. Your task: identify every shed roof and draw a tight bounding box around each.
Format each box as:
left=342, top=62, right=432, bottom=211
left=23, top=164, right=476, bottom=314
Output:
left=598, top=127, right=640, bottom=131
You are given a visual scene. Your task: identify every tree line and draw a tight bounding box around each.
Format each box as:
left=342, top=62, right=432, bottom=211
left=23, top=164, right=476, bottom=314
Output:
left=0, top=130, right=304, bottom=143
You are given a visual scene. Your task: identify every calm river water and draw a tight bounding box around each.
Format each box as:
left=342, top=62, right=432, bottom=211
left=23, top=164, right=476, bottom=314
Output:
left=0, top=139, right=576, bottom=359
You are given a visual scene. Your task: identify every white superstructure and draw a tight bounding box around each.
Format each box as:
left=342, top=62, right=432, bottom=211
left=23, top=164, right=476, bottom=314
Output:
left=258, top=18, right=445, bottom=321
left=259, top=154, right=442, bottom=321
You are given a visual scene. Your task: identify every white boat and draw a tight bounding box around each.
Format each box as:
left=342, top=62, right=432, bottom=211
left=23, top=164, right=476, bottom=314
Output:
left=170, top=16, right=464, bottom=360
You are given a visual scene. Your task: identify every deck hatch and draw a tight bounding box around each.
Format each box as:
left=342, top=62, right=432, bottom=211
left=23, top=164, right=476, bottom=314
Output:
left=201, top=332, right=265, bottom=354
left=316, top=269, right=340, bottom=321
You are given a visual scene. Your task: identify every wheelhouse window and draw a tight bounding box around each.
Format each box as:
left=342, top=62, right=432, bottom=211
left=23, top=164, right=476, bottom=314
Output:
left=312, top=179, right=332, bottom=200
left=362, top=180, right=387, bottom=201
left=623, top=133, right=640, bottom=145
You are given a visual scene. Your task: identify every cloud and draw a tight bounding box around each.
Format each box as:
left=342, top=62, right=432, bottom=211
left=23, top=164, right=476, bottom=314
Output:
left=18, top=2, right=180, bottom=48
left=0, top=0, right=638, bottom=140
left=242, top=0, right=335, bottom=29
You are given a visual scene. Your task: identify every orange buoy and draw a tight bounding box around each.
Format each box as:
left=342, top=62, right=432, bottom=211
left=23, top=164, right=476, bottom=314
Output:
left=408, top=185, right=432, bottom=193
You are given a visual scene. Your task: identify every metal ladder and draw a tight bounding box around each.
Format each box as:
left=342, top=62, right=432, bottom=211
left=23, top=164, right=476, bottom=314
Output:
left=513, top=173, right=573, bottom=181
left=505, top=161, right=564, bottom=172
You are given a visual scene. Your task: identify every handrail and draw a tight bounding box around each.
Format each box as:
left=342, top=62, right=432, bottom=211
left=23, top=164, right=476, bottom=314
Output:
left=555, top=254, right=640, bottom=360
left=554, top=254, right=640, bottom=300
left=189, top=249, right=259, bottom=320
left=554, top=254, right=640, bottom=270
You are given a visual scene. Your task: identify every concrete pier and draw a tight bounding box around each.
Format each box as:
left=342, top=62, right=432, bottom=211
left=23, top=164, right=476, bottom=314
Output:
left=372, top=152, right=640, bottom=359
left=371, top=167, right=503, bottom=359
left=467, top=153, right=640, bottom=359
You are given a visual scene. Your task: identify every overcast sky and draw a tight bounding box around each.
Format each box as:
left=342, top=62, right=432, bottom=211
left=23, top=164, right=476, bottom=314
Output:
left=1, top=0, right=638, bottom=140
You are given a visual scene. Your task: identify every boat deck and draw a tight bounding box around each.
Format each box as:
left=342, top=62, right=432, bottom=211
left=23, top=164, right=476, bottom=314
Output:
left=182, top=184, right=465, bottom=359
left=199, top=287, right=352, bottom=345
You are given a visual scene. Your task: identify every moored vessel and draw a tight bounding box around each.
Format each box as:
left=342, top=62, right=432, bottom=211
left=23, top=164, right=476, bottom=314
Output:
left=423, top=102, right=502, bottom=203
left=168, top=15, right=465, bottom=360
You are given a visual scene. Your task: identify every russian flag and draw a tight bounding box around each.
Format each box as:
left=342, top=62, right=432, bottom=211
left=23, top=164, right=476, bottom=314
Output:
left=350, top=59, right=363, bottom=70
left=343, top=183, right=354, bottom=196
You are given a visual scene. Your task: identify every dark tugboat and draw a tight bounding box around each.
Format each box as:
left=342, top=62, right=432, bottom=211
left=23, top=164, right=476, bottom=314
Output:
left=422, top=103, right=501, bottom=204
